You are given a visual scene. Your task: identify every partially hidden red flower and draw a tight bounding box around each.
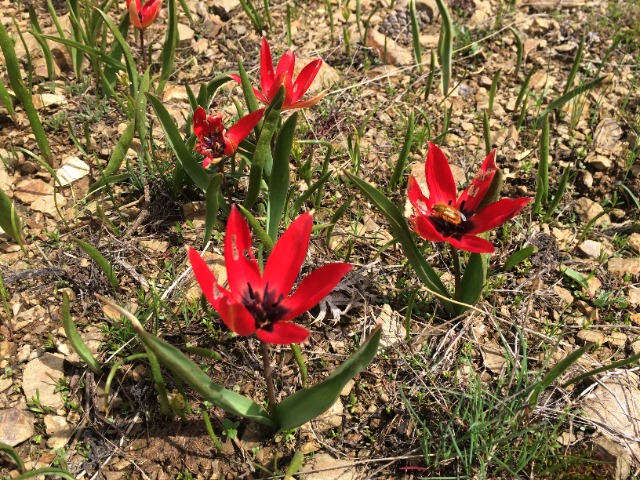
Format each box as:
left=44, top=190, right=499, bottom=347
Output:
left=126, top=0, right=162, bottom=30
left=193, top=106, right=264, bottom=168
left=408, top=142, right=531, bottom=254
left=188, top=206, right=352, bottom=344
left=229, top=37, right=325, bottom=111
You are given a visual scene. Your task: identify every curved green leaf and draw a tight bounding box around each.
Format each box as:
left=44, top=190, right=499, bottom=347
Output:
left=458, top=252, right=486, bottom=308
left=0, top=187, right=23, bottom=245
left=204, top=173, right=223, bottom=245
left=0, top=441, right=25, bottom=472
left=73, top=238, right=119, bottom=289
left=89, top=119, right=135, bottom=193
left=61, top=293, right=102, bottom=374
left=345, top=172, right=454, bottom=314
left=274, top=326, right=381, bottom=432
left=147, top=93, right=210, bottom=191
left=157, top=0, right=177, bottom=94
left=535, top=75, right=606, bottom=128
left=503, top=245, right=537, bottom=271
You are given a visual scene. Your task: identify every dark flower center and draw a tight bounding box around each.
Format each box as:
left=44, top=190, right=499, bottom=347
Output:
left=201, top=131, right=226, bottom=158
left=241, top=282, right=289, bottom=332
left=429, top=200, right=476, bottom=238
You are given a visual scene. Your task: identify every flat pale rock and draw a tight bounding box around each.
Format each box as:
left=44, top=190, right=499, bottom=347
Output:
left=177, top=23, right=194, bottom=46
left=594, top=117, right=623, bottom=151
left=14, top=178, right=53, bottom=204
left=573, top=197, right=610, bottom=226
left=628, top=233, right=640, bottom=254
left=303, top=453, right=357, bottom=480
left=44, top=414, right=72, bottom=449
left=366, top=29, right=413, bottom=66
left=629, top=287, right=640, bottom=306
left=0, top=407, right=35, bottom=446
left=56, top=156, right=90, bottom=186
left=576, top=330, right=605, bottom=346
left=377, top=303, right=404, bottom=347
left=608, top=257, right=640, bottom=277
left=22, top=353, right=65, bottom=410
left=577, top=240, right=602, bottom=259
left=32, top=93, right=67, bottom=109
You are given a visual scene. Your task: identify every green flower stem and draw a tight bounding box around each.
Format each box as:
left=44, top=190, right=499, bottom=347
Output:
left=260, top=340, right=277, bottom=415
left=290, top=343, right=308, bottom=386
left=450, top=244, right=461, bottom=300
left=139, top=29, right=146, bottom=71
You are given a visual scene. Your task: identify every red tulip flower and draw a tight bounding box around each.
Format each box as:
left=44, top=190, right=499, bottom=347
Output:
left=230, top=38, right=325, bottom=111
left=126, top=0, right=162, bottom=30
left=408, top=142, right=531, bottom=254
left=193, top=107, right=264, bottom=168
left=188, top=206, right=352, bottom=344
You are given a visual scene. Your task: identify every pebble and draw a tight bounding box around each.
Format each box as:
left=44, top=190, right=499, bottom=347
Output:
left=576, top=329, right=605, bottom=346
left=608, top=257, right=640, bottom=277
left=577, top=240, right=602, bottom=259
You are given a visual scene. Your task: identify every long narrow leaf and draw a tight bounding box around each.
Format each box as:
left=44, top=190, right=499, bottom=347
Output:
left=535, top=75, right=606, bottom=128
left=0, top=187, right=23, bottom=245
left=204, top=174, right=223, bottom=245
left=73, top=238, right=119, bottom=289
left=435, top=0, right=453, bottom=95
left=147, top=94, right=210, bottom=190
left=345, top=172, right=454, bottom=313
left=274, top=326, right=381, bottom=431
left=267, top=113, right=297, bottom=240
left=157, top=0, right=177, bottom=94
left=0, top=80, right=16, bottom=122
left=458, top=252, right=486, bottom=307
left=389, top=110, right=414, bottom=190
left=89, top=118, right=135, bottom=193
left=61, top=293, right=102, bottom=374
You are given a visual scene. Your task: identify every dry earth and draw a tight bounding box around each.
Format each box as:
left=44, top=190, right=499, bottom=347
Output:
left=1, top=0, right=640, bottom=478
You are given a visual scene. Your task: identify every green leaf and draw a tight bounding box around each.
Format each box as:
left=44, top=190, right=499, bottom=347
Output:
left=237, top=205, right=274, bottom=251
left=157, top=0, right=177, bottom=94
left=73, top=238, right=119, bottom=289
left=237, top=58, right=260, bottom=116
left=389, top=110, right=414, bottom=191
left=147, top=94, right=210, bottom=191
left=243, top=87, right=285, bottom=210
left=0, top=187, right=24, bottom=245
left=0, top=441, right=25, bottom=472
left=206, top=74, right=233, bottom=104
left=503, top=245, right=537, bottom=271
left=274, top=326, right=381, bottom=432
left=458, top=252, right=487, bottom=307
left=61, top=293, right=102, bottom=374
left=0, top=79, right=16, bottom=122
left=42, top=34, right=126, bottom=70
left=267, top=113, right=297, bottom=240
left=204, top=173, right=223, bottom=245
left=534, top=75, right=606, bottom=128
left=135, top=323, right=276, bottom=427
left=563, top=350, right=640, bottom=388
left=435, top=0, right=453, bottom=95
left=89, top=118, right=135, bottom=193
left=14, top=467, right=76, bottom=480
left=345, top=172, right=454, bottom=314
left=560, top=266, right=589, bottom=291
left=102, top=9, right=130, bottom=97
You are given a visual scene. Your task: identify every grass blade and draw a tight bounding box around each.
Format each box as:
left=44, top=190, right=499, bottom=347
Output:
left=390, top=110, right=415, bottom=191
left=61, top=293, right=102, bottom=375
left=73, top=238, right=119, bottom=289
left=0, top=187, right=24, bottom=246
left=435, top=0, right=453, bottom=95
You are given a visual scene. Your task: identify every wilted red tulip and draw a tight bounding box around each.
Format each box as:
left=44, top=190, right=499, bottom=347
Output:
left=127, top=0, right=162, bottom=30
left=408, top=142, right=531, bottom=254
left=189, top=206, right=352, bottom=344
left=193, top=107, right=264, bottom=168
left=230, top=37, right=325, bottom=110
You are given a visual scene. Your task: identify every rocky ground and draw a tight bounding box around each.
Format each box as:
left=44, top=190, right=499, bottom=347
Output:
left=1, top=0, right=640, bottom=478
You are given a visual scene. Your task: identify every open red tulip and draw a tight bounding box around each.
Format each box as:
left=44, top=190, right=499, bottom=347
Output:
left=408, top=142, right=531, bottom=254
left=188, top=206, right=352, bottom=344
left=230, top=37, right=325, bottom=110
left=126, top=0, right=162, bottom=30
left=193, top=107, right=264, bottom=168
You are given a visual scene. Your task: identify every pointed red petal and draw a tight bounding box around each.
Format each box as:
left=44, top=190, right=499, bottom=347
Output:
left=140, top=0, right=161, bottom=28
left=216, top=296, right=257, bottom=336
left=286, top=91, right=326, bottom=110
left=224, top=109, right=264, bottom=155
left=260, top=38, right=275, bottom=98
left=466, top=197, right=531, bottom=234
left=128, top=0, right=143, bottom=29
left=411, top=215, right=448, bottom=243
left=253, top=88, right=269, bottom=104
left=408, top=174, right=433, bottom=215
left=281, top=263, right=352, bottom=321
left=192, top=107, right=208, bottom=139
left=256, top=322, right=309, bottom=345
left=425, top=142, right=457, bottom=204
left=188, top=247, right=221, bottom=307
left=291, top=59, right=322, bottom=103
left=275, top=49, right=295, bottom=85
left=449, top=234, right=495, bottom=254
left=229, top=73, right=242, bottom=85
left=457, top=149, right=497, bottom=212
left=263, top=213, right=312, bottom=296
left=224, top=206, right=261, bottom=295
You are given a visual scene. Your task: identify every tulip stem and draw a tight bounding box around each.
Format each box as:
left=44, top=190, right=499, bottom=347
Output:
left=140, top=29, right=146, bottom=71
left=260, top=340, right=277, bottom=414
left=450, top=244, right=461, bottom=299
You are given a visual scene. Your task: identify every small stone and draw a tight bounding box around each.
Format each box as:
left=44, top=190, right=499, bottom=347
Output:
left=576, top=330, right=605, bottom=346
left=0, top=341, right=16, bottom=359
left=366, top=29, right=413, bottom=66
left=553, top=286, right=574, bottom=305
left=608, top=258, right=640, bottom=277
left=594, top=117, right=623, bottom=151
left=631, top=341, right=640, bottom=355
left=44, top=415, right=72, bottom=449
left=303, top=453, right=357, bottom=480
left=0, top=407, right=35, bottom=446
left=628, top=287, right=640, bottom=305
left=22, top=353, right=65, bottom=409
left=340, top=379, right=355, bottom=397
left=32, top=93, right=67, bottom=109
left=577, top=240, right=602, bottom=259
left=628, top=233, right=640, bottom=254
left=56, top=156, right=90, bottom=186
left=177, top=23, right=194, bottom=46
left=14, top=179, right=54, bottom=204
left=606, top=332, right=627, bottom=348
left=585, top=153, right=612, bottom=171
left=573, top=197, right=610, bottom=226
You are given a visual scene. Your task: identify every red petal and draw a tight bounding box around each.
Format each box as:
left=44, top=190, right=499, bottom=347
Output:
left=457, top=149, right=497, bottom=213
left=128, top=0, right=143, bottom=29
left=275, top=49, right=295, bottom=85
left=228, top=73, right=241, bottom=85
left=140, top=0, right=161, bottom=27
left=263, top=213, right=312, bottom=297
left=449, top=235, right=495, bottom=254
left=291, top=59, right=322, bottom=103
left=188, top=247, right=220, bottom=307
left=282, top=263, right=352, bottom=321
left=286, top=91, right=326, bottom=110
left=215, top=296, right=257, bottom=336
left=192, top=107, right=208, bottom=139
left=257, top=322, right=309, bottom=344
left=224, top=206, right=261, bottom=295
left=407, top=174, right=433, bottom=215
left=260, top=38, right=275, bottom=98
left=466, top=197, right=531, bottom=234
left=224, top=109, right=264, bottom=155
left=425, top=142, right=457, bottom=204
left=411, top=215, right=448, bottom=243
